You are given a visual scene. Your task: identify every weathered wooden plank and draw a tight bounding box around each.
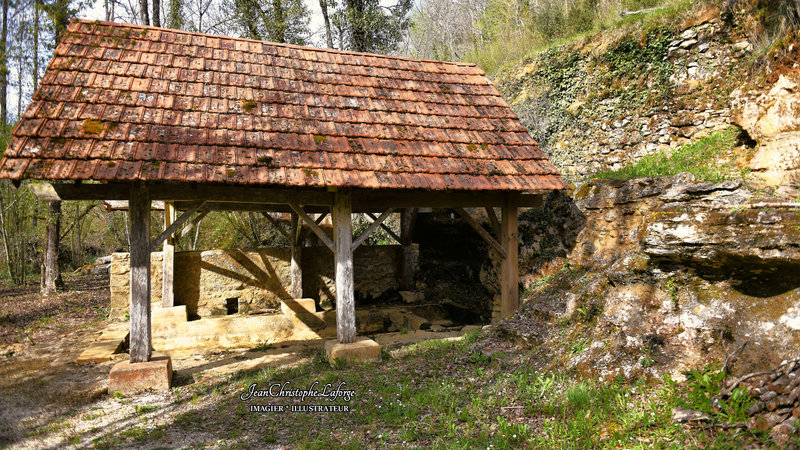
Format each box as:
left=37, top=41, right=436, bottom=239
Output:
left=352, top=209, right=394, bottom=251
left=290, top=212, right=303, bottom=299
left=161, top=202, right=176, bottom=308
left=500, top=193, right=519, bottom=317
left=149, top=201, right=206, bottom=252
left=129, top=183, right=152, bottom=363
left=400, top=208, right=417, bottom=290
left=333, top=190, right=356, bottom=344
left=289, top=202, right=334, bottom=252
left=454, top=207, right=507, bottom=259
left=43, top=183, right=545, bottom=208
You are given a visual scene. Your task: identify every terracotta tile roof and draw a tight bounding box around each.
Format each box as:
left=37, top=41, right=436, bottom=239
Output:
left=0, top=20, right=567, bottom=191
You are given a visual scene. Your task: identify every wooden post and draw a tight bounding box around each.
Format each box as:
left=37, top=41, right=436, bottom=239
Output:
left=129, top=183, right=152, bottom=363
left=290, top=212, right=303, bottom=299
left=400, top=208, right=417, bottom=290
left=332, top=190, right=355, bottom=344
left=500, top=193, right=519, bottom=317
left=161, top=201, right=176, bottom=308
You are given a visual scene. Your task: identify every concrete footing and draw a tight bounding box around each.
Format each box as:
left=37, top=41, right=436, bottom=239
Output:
left=325, top=337, right=382, bottom=364
left=108, top=355, right=173, bottom=395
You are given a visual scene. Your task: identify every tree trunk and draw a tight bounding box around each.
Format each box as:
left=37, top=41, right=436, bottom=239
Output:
left=168, top=0, right=181, bottom=28
left=33, top=0, right=39, bottom=91
left=345, top=0, right=366, bottom=52
left=152, top=0, right=161, bottom=27
left=139, top=0, right=149, bottom=25
left=42, top=201, right=62, bottom=295
left=273, top=0, right=285, bottom=42
left=319, top=0, right=334, bottom=48
left=0, top=0, right=8, bottom=127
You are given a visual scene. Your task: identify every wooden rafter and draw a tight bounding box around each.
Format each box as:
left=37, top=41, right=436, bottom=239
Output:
left=454, top=207, right=507, bottom=259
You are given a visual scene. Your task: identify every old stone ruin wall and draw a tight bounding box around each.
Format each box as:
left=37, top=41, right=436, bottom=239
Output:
left=110, top=245, right=415, bottom=321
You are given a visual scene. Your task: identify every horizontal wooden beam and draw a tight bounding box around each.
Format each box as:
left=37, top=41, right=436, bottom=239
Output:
left=454, top=207, right=507, bottom=259
left=40, top=183, right=335, bottom=205
left=36, top=183, right=545, bottom=209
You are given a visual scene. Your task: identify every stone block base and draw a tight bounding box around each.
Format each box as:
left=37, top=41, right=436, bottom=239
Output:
left=281, top=298, right=317, bottom=315
left=325, top=337, right=382, bottom=364
left=108, top=356, right=173, bottom=395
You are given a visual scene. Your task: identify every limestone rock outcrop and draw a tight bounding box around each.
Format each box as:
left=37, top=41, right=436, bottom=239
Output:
left=733, top=73, right=800, bottom=185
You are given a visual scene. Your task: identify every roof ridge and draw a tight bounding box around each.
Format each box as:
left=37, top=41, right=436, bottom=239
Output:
left=72, top=19, right=483, bottom=72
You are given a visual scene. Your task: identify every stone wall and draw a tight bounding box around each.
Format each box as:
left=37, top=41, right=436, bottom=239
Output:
left=109, top=245, right=414, bottom=321
left=497, top=10, right=762, bottom=182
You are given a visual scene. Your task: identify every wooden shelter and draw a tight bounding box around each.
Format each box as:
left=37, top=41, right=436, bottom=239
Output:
left=0, top=20, right=566, bottom=364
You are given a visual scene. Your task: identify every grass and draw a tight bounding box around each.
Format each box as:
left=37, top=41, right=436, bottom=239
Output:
left=592, top=128, right=750, bottom=182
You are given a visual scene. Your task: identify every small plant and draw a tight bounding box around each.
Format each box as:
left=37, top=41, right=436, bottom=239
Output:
left=135, top=405, right=157, bottom=415
left=313, top=134, right=327, bottom=144
left=112, top=391, right=124, bottom=399
left=241, top=100, right=257, bottom=113
left=666, top=277, right=679, bottom=310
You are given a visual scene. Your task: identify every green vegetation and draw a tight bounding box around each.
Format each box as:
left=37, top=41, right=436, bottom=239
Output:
left=465, top=0, right=699, bottom=75
left=592, top=128, right=750, bottom=182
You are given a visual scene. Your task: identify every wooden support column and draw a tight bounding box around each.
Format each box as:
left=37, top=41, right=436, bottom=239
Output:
left=290, top=212, right=303, bottom=299
left=161, top=202, right=176, bottom=308
left=400, top=208, right=417, bottom=290
left=500, top=193, right=519, bottom=317
left=129, top=183, right=152, bottom=363
left=332, top=190, right=355, bottom=344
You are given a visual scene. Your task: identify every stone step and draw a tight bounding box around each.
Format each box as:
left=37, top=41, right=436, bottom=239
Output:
left=76, top=322, right=129, bottom=363
left=152, top=305, right=188, bottom=323
left=281, top=298, right=317, bottom=316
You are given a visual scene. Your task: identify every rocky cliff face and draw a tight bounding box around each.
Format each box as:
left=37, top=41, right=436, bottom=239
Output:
left=484, top=175, right=800, bottom=379
left=733, top=73, right=800, bottom=185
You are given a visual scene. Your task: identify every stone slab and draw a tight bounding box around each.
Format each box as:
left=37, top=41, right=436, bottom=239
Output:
left=76, top=323, right=129, bottom=364
left=108, top=356, right=173, bottom=394
left=152, top=305, right=188, bottom=323
left=325, top=337, right=382, bottom=364
left=281, top=298, right=317, bottom=315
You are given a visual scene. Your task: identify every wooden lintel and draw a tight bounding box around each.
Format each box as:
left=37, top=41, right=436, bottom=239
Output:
left=289, top=202, right=334, bottom=252
left=45, top=183, right=335, bottom=205
left=41, top=183, right=544, bottom=209
left=454, top=207, right=507, bottom=259
left=261, top=212, right=292, bottom=242
left=149, top=201, right=206, bottom=252
left=352, top=209, right=394, bottom=251
left=365, top=212, right=401, bottom=243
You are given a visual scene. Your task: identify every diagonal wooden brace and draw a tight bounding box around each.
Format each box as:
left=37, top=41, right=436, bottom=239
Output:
left=289, top=202, right=335, bottom=252
left=150, top=201, right=206, bottom=252
left=352, top=209, right=394, bottom=251
left=454, top=207, right=507, bottom=259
